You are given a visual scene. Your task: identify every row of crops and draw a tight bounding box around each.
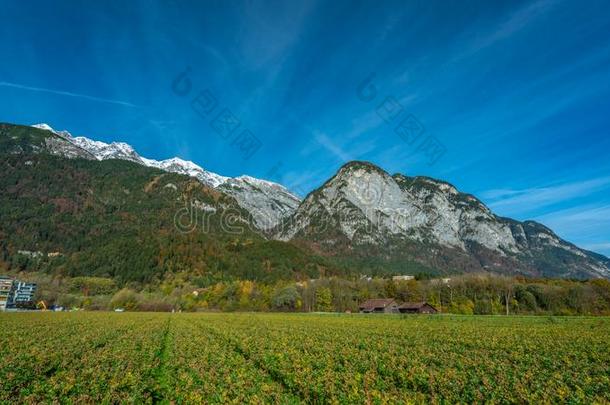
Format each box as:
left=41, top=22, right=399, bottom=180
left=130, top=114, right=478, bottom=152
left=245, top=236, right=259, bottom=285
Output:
left=1, top=312, right=609, bottom=403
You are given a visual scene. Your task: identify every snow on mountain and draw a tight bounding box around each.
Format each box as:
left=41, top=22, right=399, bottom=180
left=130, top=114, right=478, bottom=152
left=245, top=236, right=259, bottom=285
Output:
left=31, top=123, right=300, bottom=229
left=219, top=175, right=301, bottom=230
left=19, top=124, right=610, bottom=278
left=141, top=157, right=229, bottom=188
left=32, top=123, right=56, bottom=132
left=30, top=123, right=94, bottom=160
left=32, top=123, right=73, bottom=140
left=33, top=124, right=142, bottom=163
left=72, top=137, right=144, bottom=164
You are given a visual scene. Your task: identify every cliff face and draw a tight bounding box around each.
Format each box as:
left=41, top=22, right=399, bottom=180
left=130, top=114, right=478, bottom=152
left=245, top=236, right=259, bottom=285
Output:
left=275, top=161, right=610, bottom=279
left=3, top=122, right=608, bottom=279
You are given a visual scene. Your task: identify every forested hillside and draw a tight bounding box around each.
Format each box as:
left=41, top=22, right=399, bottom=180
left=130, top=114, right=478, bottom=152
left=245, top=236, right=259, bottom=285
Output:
left=0, top=125, right=337, bottom=285
left=2, top=122, right=610, bottom=314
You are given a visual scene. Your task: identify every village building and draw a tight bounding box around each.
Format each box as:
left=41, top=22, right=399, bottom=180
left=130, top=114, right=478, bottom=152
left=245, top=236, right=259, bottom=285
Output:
left=430, top=277, right=451, bottom=285
left=11, top=281, right=37, bottom=306
left=0, top=277, right=37, bottom=310
left=0, top=277, right=14, bottom=311
left=398, top=302, right=438, bottom=314
left=358, top=299, right=399, bottom=313
left=392, top=275, right=415, bottom=281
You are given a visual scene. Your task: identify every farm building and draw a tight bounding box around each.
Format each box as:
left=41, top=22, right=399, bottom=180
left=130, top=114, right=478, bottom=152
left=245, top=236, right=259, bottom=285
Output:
left=392, top=275, right=414, bottom=281
left=398, top=302, right=438, bottom=314
left=358, top=299, right=399, bottom=313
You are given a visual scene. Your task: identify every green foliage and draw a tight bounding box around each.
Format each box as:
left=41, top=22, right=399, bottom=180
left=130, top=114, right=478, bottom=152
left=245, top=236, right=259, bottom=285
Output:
left=0, top=131, right=338, bottom=285
left=272, top=285, right=301, bottom=310
left=1, top=313, right=609, bottom=403
left=7, top=268, right=610, bottom=316
left=515, top=285, right=538, bottom=311
left=315, top=287, right=332, bottom=312
left=70, top=277, right=117, bottom=295
left=0, top=123, right=50, bottom=152
left=446, top=298, right=475, bottom=314
left=2, top=123, right=610, bottom=316
left=110, top=288, right=141, bottom=310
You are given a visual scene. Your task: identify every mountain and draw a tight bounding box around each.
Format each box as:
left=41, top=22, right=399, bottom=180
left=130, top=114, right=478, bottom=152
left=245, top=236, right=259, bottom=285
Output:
left=0, top=122, right=332, bottom=284
left=2, top=122, right=609, bottom=280
left=219, top=176, right=301, bottom=230
left=274, top=161, right=610, bottom=279
left=30, top=123, right=300, bottom=229
left=140, top=157, right=228, bottom=188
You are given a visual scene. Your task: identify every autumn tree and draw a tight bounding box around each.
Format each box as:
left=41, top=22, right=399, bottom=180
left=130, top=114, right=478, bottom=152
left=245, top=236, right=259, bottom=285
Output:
left=315, top=287, right=332, bottom=312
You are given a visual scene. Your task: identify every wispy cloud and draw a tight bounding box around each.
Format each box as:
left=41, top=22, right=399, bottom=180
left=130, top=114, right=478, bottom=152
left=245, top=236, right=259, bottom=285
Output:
left=345, top=93, right=419, bottom=141
left=536, top=204, right=610, bottom=226
left=283, top=168, right=328, bottom=196
left=314, top=131, right=352, bottom=161
left=239, top=1, right=316, bottom=69
left=481, top=175, right=610, bottom=216
left=0, top=81, right=139, bottom=108
left=312, top=128, right=379, bottom=164
left=534, top=204, right=610, bottom=256
left=456, top=0, right=558, bottom=60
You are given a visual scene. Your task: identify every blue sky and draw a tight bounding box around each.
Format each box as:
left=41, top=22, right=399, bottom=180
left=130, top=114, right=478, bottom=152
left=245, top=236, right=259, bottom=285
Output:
left=1, top=0, right=609, bottom=256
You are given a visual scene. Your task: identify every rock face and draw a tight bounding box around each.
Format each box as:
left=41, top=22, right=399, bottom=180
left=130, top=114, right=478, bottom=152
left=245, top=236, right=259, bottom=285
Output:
left=219, top=176, right=301, bottom=230
left=274, top=161, right=610, bottom=279
left=29, top=123, right=300, bottom=230
left=7, top=123, right=609, bottom=279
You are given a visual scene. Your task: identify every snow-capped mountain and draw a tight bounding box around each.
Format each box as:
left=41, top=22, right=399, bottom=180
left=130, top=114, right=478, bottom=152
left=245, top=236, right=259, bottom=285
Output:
left=31, top=123, right=97, bottom=160
left=34, top=123, right=145, bottom=164
left=4, top=122, right=609, bottom=279
left=30, top=123, right=300, bottom=229
left=72, top=137, right=143, bottom=163
left=140, top=157, right=229, bottom=188
left=219, top=176, right=301, bottom=230
left=274, top=161, right=610, bottom=279
left=32, top=123, right=73, bottom=139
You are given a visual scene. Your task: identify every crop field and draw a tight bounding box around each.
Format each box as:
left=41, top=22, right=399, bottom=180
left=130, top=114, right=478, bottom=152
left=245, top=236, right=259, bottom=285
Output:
left=1, top=313, right=609, bottom=404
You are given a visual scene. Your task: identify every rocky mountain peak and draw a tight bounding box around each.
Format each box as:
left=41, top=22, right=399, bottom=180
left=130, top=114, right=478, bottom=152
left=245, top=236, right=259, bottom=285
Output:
left=275, top=161, right=610, bottom=279
left=6, top=123, right=608, bottom=279
left=337, top=160, right=389, bottom=174
left=32, top=123, right=73, bottom=140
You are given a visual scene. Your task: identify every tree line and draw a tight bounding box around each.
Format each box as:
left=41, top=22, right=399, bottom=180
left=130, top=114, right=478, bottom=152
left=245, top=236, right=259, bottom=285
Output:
left=10, top=271, right=610, bottom=315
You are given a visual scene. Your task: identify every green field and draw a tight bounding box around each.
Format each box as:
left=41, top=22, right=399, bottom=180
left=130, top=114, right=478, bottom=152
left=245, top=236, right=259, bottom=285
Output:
left=1, top=313, right=609, bottom=404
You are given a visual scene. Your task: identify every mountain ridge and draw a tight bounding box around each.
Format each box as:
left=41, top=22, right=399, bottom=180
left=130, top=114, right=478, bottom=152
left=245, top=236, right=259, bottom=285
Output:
left=30, top=123, right=300, bottom=229
left=274, top=160, right=610, bottom=279
left=2, top=122, right=608, bottom=280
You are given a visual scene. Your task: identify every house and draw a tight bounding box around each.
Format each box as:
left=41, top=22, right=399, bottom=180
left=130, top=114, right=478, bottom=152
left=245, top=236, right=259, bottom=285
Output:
left=392, top=275, right=414, bottom=281
left=430, top=278, right=451, bottom=285
left=359, top=299, right=399, bottom=313
left=0, top=277, right=14, bottom=311
left=398, top=302, right=438, bottom=314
